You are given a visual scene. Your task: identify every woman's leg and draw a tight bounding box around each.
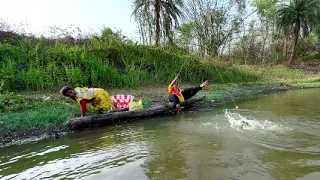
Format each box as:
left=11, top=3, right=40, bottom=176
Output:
left=169, top=94, right=182, bottom=111
left=181, top=86, right=202, bottom=100
left=182, top=80, right=208, bottom=100
left=169, top=94, right=180, bottom=106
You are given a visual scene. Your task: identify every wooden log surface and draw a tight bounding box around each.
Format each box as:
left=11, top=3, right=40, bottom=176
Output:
left=66, top=96, right=206, bottom=130
left=167, top=96, right=206, bottom=108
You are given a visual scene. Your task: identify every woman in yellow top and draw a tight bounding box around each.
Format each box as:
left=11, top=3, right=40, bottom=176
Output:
left=168, top=72, right=208, bottom=111
left=60, top=86, right=126, bottom=117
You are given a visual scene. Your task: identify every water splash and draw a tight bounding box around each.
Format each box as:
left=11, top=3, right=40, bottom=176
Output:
left=224, top=109, right=283, bottom=131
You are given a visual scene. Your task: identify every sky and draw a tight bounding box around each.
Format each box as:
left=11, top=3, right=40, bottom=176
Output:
left=0, top=0, right=139, bottom=41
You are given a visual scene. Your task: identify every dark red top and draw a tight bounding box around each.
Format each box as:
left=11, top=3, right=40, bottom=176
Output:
left=79, top=99, right=89, bottom=114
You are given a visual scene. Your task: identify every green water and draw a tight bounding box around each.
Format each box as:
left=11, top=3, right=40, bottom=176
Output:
left=1, top=89, right=320, bottom=180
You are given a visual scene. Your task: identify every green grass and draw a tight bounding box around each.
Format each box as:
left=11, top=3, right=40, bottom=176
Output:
left=0, top=99, right=79, bottom=136
left=292, top=79, right=320, bottom=87
left=229, top=65, right=303, bottom=82
left=0, top=33, right=261, bottom=92
left=0, top=91, right=93, bottom=136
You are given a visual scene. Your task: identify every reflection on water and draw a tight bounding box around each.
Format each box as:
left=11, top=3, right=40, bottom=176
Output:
left=0, top=89, right=320, bottom=179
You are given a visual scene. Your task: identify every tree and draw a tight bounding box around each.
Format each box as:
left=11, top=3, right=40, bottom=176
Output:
left=251, top=0, right=281, bottom=61
left=277, top=0, right=320, bottom=65
left=174, top=23, right=195, bottom=52
left=182, top=0, right=244, bottom=56
left=252, top=0, right=280, bottom=21
left=131, top=0, right=184, bottom=46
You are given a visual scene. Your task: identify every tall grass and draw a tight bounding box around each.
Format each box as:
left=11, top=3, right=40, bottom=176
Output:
left=0, top=29, right=260, bottom=92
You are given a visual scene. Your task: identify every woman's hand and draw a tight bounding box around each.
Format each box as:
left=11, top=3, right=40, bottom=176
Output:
left=171, top=72, right=181, bottom=85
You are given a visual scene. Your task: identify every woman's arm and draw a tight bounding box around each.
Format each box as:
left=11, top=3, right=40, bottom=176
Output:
left=79, top=99, right=88, bottom=117
left=170, top=72, right=180, bottom=85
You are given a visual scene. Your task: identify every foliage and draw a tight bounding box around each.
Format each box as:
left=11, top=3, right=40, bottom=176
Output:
left=179, top=0, right=244, bottom=56
left=174, top=23, right=195, bottom=51
left=0, top=92, right=26, bottom=113
left=131, top=0, right=184, bottom=46
left=0, top=27, right=261, bottom=92
left=277, top=0, right=320, bottom=64
left=0, top=79, right=4, bottom=92
left=0, top=80, right=29, bottom=113
left=252, top=0, right=280, bottom=21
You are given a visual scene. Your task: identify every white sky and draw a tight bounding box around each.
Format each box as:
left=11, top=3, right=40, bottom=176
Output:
left=0, top=0, right=140, bottom=40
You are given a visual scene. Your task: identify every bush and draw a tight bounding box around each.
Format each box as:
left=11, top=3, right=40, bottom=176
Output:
left=0, top=29, right=260, bottom=91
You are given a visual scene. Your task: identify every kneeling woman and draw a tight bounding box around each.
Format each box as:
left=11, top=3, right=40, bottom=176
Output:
left=168, top=72, right=208, bottom=111
left=60, top=86, right=126, bottom=117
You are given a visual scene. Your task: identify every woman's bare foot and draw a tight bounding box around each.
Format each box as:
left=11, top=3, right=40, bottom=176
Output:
left=176, top=104, right=183, bottom=112
left=200, top=80, right=208, bottom=88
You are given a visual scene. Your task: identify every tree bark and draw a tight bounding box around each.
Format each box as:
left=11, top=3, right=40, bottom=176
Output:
left=283, top=32, right=289, bottom=60
left=289, top=23, right=300, bottom=65
left=154, top=0, right=160, bottom=46
left=261, top=23, right=268, bottom=64
left=289, top=35, right=298, bottom=65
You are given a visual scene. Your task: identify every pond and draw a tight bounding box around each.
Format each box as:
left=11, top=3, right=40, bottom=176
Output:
left=1, top=89, right=320, bottom=180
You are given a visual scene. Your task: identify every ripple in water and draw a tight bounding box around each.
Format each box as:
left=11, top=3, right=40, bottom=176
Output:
left=0, top=140, right=149, bottom=180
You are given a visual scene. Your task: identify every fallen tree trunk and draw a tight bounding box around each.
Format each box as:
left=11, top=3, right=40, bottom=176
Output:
left=66, top=96, right=206, bottom=131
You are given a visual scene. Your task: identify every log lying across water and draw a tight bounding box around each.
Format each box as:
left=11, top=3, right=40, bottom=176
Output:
left=66, top=96, right=206, bottom=131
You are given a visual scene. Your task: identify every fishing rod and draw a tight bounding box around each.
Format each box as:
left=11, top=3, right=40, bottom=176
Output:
left=179, top=60, right=186, bottom=74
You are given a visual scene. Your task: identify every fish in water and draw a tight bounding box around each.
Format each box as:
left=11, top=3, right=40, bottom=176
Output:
left=54, top=133, right=60, bottom=139
left=240, top=121, right=251, bottom=129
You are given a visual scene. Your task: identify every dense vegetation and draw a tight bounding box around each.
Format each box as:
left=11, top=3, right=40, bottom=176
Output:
left=0, top=28, right=261, bottom=92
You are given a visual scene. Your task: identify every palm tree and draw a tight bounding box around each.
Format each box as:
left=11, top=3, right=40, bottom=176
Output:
left=132, top=0, right=184, bottom=46
left=132, top=0, right=154, bottom=45
left=277, top=0, right=320, bottom=65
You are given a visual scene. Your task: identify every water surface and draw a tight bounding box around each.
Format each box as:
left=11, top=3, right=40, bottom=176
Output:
left=1, top=89, right=320, bottom=179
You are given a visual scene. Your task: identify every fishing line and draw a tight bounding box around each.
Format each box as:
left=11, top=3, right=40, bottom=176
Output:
left=213, top=63, right=238, bottom=109
left=179, top=60, right=238, bottom=109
